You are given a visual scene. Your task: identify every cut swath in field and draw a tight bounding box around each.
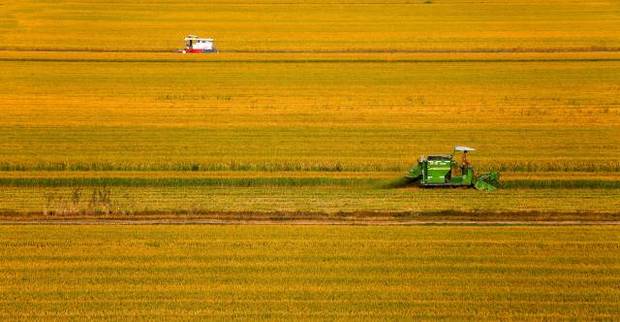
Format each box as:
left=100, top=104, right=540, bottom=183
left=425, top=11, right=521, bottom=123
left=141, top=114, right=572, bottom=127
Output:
left=0, top=172, right=617, bottom=188
left=1, top=185, right=618, bottom=214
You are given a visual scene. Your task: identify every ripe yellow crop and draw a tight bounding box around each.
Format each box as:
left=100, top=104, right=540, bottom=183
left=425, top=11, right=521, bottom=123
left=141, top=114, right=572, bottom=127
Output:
left=2, top=0, right=620, bottom=51
left=0, top=59, right=618, bottom=172
left=0, top=0, right=619, bottom=216
left=0, top=225, right=618, bottom=320
left=1, top=1, right=619, bottom=320
left=1, top=185, right=619, bottom=214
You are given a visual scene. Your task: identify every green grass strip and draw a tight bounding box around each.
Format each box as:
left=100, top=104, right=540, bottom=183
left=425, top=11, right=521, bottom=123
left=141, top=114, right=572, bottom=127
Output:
left=0, top=177, right=618, bottom=189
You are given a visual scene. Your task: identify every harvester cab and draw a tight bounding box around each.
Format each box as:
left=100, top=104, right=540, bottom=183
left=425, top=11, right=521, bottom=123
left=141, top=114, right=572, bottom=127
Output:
left=406, top=146, right=500, bottom=191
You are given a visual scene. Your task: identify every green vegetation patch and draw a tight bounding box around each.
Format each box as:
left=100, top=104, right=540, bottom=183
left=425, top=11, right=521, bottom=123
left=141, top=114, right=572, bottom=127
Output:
left=0, top=177, right=618, bottom=189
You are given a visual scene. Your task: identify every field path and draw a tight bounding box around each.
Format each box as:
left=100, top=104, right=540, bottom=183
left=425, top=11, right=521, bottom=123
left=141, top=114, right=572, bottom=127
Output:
left=2, top=218, right=620, bottom=226
left=3, top=211, right=620, bottom=225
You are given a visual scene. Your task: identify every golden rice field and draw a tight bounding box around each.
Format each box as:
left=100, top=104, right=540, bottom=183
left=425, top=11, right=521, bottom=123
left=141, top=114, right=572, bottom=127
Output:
left=0, top=0, right=619, bottom=217
left=0, top=172, right=619, bottom=215
left=1, top=58, right=619, bottom=170
left=2, top=0, right=620, bottom=51
left=1, top=0, right=620, bottom=320
left=2, top=186, right=620, bottom=215
left=1, top=225, right=619, bottom=320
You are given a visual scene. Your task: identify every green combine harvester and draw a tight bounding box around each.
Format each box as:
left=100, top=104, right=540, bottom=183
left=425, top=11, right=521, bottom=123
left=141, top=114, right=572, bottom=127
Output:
left=406, top=146, right=500, bottom=191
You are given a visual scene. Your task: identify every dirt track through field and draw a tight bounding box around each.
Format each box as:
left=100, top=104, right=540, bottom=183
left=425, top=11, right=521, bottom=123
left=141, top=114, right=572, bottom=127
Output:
left=2, top=211, right=619, bottom=225
left=2, top=219, right=620, bottom=225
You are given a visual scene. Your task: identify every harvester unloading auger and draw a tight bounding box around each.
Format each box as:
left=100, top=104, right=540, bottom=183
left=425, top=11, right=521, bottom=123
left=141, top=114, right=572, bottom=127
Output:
left=405, top=146, right=500, bottom=191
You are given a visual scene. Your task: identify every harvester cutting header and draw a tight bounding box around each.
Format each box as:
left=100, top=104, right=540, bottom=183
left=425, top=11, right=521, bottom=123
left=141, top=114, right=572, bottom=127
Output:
left=405, top=146, right=500, bottom=191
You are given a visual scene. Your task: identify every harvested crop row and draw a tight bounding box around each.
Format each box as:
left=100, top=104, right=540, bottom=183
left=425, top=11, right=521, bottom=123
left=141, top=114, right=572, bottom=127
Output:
left=0, top=176, right=618, bottom=189
left=1, top=186, right=618, bottom=214
left=4, top=51, right=620, bottom=63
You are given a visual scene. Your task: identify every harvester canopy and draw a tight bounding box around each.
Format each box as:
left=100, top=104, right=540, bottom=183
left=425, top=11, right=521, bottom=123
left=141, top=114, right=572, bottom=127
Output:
left=454, top=146, right=476, bottom=152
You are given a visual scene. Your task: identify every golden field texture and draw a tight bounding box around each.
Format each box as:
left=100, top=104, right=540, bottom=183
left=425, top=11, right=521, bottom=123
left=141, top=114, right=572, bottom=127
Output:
left=2, top=186, right=619, bottom=215
left=2, top=0, right=620, bottom=51
left=1, top=59, right=619, bottom=172
left=1, top=1, right=620, bottom=321
left=0, top=172, right=619, bottom=215
left=0, top=0, right=619, bottom=216
left=1, top=225, right=619, bottom=320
